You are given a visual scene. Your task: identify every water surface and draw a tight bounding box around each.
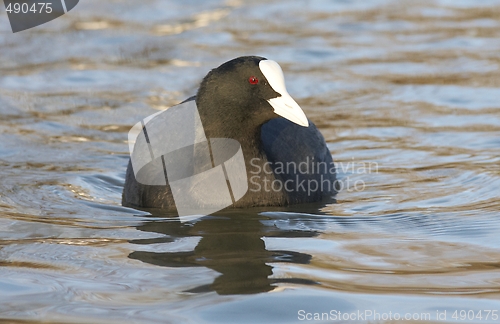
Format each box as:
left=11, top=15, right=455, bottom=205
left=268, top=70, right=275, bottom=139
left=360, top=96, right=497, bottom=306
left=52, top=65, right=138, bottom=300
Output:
left=1, top=0, right=500, bottom=323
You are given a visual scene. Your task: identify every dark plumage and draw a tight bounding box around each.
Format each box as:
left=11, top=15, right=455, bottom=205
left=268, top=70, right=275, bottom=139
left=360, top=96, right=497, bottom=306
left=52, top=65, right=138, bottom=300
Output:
left=122, top=56, right=336, bottom=210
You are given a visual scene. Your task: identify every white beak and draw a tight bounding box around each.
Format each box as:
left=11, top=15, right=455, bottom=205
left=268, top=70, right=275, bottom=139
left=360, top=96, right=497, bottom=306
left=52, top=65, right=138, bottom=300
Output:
left=259, top=60, right=309, bottom=127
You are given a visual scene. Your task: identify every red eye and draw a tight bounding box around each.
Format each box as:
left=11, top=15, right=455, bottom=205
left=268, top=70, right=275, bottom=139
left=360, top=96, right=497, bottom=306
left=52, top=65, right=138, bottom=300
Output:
left=248, top=76, right=259, bottom=84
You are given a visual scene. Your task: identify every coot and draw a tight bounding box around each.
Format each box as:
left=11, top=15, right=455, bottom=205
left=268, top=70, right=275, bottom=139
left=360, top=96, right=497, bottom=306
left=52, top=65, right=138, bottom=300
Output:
left=123, top=56, right=336, bottom=210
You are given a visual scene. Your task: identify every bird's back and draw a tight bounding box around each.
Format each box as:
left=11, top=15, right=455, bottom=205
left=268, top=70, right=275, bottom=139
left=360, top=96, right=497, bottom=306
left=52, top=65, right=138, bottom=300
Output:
left=260, top=118, right=337, bottom=204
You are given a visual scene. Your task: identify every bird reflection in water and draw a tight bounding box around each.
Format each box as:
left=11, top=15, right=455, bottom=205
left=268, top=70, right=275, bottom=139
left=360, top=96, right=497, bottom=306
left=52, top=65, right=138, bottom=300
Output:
left=128, top=206, right=326, bottom=295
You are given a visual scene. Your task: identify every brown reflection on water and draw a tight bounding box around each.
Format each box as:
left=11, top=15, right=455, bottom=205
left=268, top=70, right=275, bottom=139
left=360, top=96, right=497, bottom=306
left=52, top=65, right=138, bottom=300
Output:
left=129, top=210, right=318, bottom=295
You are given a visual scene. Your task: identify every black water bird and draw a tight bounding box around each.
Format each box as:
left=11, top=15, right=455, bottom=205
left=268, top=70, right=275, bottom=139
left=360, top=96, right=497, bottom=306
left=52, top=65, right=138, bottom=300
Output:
left=123, top=56, right=336, bottom=209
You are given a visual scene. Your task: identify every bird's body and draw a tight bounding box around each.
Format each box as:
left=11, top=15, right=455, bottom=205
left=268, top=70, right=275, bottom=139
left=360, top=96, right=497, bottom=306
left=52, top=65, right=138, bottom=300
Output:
left=122, top=56, right=336, bottom=210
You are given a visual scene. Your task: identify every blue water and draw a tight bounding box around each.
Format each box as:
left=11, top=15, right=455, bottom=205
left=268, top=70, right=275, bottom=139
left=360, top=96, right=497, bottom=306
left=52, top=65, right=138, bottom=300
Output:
left=1, top=0, right=500, bottom=322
